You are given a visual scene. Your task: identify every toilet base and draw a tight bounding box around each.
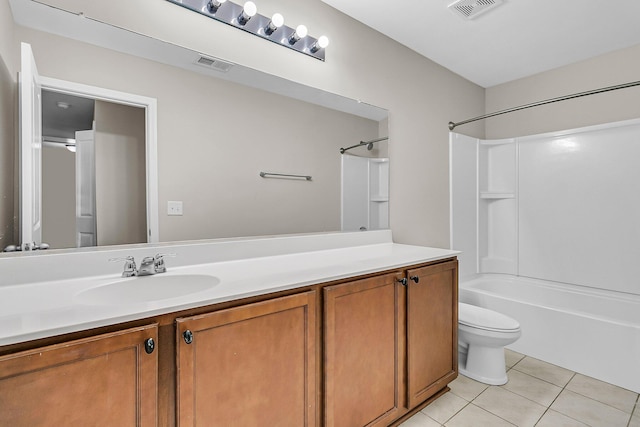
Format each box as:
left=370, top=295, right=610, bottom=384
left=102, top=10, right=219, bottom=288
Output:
left=458, top=344, right=508, bottom=385
left=459, top=366, right=508, bottom=385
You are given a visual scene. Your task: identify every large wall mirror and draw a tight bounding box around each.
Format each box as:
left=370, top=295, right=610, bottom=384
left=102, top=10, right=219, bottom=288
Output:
left=0, top=0, right=389, bottom=256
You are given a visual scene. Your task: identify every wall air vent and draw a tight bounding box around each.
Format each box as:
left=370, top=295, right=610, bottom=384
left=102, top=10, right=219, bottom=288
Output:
left=194, top=55, right=234, bottom=73
left=448, top=0, right=504, bottom=20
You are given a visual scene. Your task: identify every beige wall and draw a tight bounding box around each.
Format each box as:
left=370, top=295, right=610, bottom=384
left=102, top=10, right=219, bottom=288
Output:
left=32, top=0, right=486, bottom=248
left=0, top=0, right=14, bottom=74
left=0, top=0, right=15, bottom=249
left=41, top=145, right=76, bottom=248
left=485, top=43, right=640, bottom=139
left=95, top=101, right=147, bottom=246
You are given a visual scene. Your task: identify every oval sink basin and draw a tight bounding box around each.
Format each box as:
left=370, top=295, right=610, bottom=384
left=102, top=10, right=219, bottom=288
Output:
left=75, top=274, right=220, bottom=305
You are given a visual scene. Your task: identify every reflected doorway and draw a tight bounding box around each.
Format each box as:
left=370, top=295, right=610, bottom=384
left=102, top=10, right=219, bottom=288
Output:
left=41, top=90, right=147, bottom=249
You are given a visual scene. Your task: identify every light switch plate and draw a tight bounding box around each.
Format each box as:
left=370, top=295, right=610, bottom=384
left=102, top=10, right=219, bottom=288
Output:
left=167, top=201, right=183, bottom=216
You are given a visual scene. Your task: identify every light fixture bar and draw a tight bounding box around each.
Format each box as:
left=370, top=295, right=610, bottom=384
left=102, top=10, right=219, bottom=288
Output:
left=165, top=0, right=327, bottom=61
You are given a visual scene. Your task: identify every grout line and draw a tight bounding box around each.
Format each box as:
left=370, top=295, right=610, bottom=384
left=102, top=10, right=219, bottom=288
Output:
left=533, top=372, right=580, bottom=427
left=440, top=399, right=471, bottom=426
left=480, top=401, right=519, bottom=426
left=510, top=366, right=571, bottom=389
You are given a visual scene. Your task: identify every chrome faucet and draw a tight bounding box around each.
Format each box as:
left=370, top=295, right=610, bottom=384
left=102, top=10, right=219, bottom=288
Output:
left=109, top=253, right=174, bottom=278
left=138, top=254, right=172, bottom=276
left=109, top=256, right=138, bottom=277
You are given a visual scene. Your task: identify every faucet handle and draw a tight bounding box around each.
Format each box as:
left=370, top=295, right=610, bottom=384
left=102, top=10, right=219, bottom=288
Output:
left=155, top=253, right=176, bottom=258
left=153, top=253, right=175, bottom=274
left=109, top=256, right=138, bottom=277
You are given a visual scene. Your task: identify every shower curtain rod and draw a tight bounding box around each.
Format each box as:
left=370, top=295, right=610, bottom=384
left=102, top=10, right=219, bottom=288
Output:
left=448, top=80, right=640, bottom=131
left=339, top=136, right=389, bottom=154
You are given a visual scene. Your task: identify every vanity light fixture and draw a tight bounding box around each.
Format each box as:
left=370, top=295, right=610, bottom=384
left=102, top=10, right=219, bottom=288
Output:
left=207, top=0, right=226, bottom=13
left=288, top=24, right=307, bottom=45
left=264, top=13, right=284, bottom=36
left=237, top=1, right=256, bottom=25
left=165, top=0, right=329, bottom=61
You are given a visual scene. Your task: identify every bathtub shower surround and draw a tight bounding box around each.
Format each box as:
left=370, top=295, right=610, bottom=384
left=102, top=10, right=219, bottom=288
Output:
left=450, top=118, right=640, bottom=393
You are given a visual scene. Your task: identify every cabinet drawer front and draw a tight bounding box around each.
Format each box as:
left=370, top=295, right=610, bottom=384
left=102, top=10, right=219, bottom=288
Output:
left=176, top=291, right=317, bottom=427
left=324, top=272, right=405, bottom=427
left=0, top=324, right=159, bottom=427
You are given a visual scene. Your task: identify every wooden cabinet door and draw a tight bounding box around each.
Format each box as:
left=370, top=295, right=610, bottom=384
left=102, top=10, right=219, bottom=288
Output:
left=176, top=291, right=317, bottom=427
left=324, top=273, right=405, bottom=427
left=406, top=260, right=458, bottom=408
left=0, top=323, right=159, bottom=427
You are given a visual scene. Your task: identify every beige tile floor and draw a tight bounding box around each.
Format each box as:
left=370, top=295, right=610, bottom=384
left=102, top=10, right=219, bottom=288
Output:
left=402, top=350, right=640, bottom=427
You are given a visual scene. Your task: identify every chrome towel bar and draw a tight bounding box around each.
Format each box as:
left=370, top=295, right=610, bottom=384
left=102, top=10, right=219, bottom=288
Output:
left=259, top=172, right=312, bottom=181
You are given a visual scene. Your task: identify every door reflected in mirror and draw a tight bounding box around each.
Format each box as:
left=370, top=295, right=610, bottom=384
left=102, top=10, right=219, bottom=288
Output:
left=41, top=91, right=147, bottom=250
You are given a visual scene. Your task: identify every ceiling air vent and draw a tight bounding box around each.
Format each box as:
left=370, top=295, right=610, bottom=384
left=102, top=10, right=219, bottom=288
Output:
left=448, top=0, right=504, bottom=20
left=194, top=55, right=234, bottom=73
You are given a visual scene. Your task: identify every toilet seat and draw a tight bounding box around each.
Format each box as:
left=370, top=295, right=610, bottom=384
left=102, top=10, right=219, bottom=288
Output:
left=459, top=302, right=520, bottom=332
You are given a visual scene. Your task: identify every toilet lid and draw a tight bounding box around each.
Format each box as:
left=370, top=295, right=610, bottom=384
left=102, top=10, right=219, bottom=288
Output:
left=459, top=302, right=520, bottom=331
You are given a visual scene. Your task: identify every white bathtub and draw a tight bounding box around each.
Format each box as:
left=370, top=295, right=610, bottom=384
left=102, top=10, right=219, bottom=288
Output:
left=459, top=274, right=640, bottom=393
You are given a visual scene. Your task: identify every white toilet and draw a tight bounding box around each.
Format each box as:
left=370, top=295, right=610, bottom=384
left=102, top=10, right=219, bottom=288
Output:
left=458, top=302, right=521, bottom=385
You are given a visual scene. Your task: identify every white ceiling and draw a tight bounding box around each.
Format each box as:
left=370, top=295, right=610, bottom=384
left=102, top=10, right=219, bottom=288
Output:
left=321, top=0, right=640, bottom=88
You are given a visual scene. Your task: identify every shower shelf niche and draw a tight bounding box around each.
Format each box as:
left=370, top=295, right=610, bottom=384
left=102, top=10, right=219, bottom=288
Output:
left=478, top=138, right=517, bottom=275
left=369, top=159, right=389, bottom=229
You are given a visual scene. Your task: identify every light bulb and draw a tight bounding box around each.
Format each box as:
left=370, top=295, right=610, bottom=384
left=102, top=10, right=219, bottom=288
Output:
left=244, top=1, right=257, bottom=16
left=318, top=36, right=329, bottom=48
left=271, top=13, right=284, bottom=28
left=288, top=24, right=308, bottom=45
left=265, top=13, right=284, bottom=36
left=238, top=1, right=257, bottom=25
left=310, top=35, right=329, bottom=53
left=296, top=24, right=308, bottom=38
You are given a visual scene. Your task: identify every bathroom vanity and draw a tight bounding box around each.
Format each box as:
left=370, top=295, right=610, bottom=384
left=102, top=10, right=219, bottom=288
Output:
left=0, top=231, right=458, bottom=426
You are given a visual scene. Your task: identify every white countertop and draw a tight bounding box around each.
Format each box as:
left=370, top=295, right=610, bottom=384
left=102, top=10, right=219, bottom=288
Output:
left=0, top=231, right=458, bottom=346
